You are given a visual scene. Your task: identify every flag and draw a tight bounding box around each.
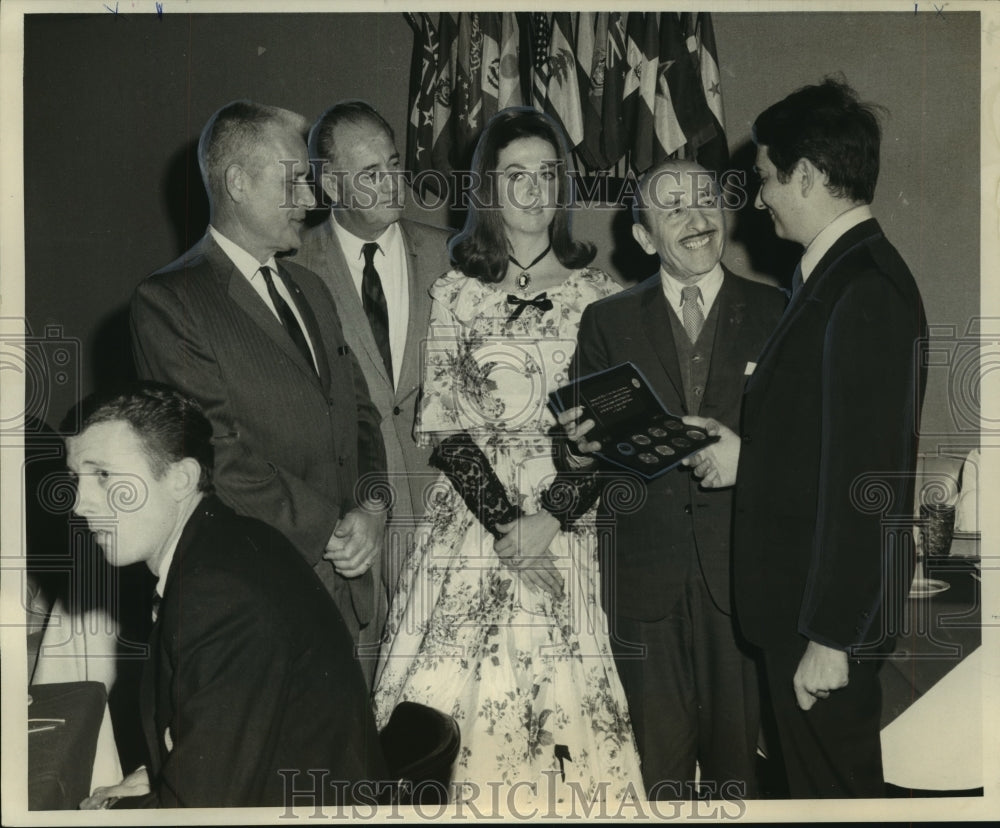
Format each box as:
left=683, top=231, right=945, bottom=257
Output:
left=690, top=12, right=729, bottom=171
left=497, top=13, right=523, bottom=110
left=453, top=13, right=486, bottom=167
left=600, top=11, right=629, bottom=166
left=653, top=13, right=694, bottom=163
left=404, top=10, right=729, bottom=180
left=545, top=12, right=584, bottom=148
left=656, top=13, right=724, bottom=170
left=404, top=12, right=438, bottom=177
left=575, top=12, right=611, bottom=171
left=430, top=12, right=457, bottom=176
left=480, top=13, right=501, bottom=126
left=530, top=12, right=551, bottom=111
left=626, top=12, right=660, bottom=173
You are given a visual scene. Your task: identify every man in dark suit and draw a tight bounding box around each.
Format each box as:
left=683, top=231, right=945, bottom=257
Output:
left=130, top=101, right=388, bottom=682
left=561, top=160, right=785, bottom=799
left=71, top=384, right=386, bottom=808
left=289, top=100, right=451, bottom=601
left=684, top=80, right=928, bottom=797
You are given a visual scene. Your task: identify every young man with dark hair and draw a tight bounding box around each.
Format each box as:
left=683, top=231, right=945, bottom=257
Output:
left=683, top=79, right=928, bottom=797
left=70, top=383, right=386, bottom=808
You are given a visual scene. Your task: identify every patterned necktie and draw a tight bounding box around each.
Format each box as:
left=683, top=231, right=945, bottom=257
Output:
left=259, top=265, right=316, bottom=374
left=681, top=285, right=705, bottom=344
left=361, top=242, right=393, bottom=380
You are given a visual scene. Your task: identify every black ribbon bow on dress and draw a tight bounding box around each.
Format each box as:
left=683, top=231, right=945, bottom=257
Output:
left=506, top=292, right=554, bottom=322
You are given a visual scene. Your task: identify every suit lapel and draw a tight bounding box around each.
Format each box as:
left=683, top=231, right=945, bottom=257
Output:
left=139, top=621, right=161, bottom=775
left=320, top=222, right=393, bottom=389
left=702, top=271, right=749, bottom=415
left=745, top=218, right=884, bottom=395
left=203, top=237, right=323, bottom=388
left=277, top=263, right=332, bottom=392
left=141, top=499, right=209, bottom=774
left=639, top=281, right=686, bottom=412
left=396, top=221, right=436, bottom=407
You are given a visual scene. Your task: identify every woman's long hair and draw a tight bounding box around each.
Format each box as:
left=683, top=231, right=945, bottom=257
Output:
left=449, top=108, right=595, bottom=283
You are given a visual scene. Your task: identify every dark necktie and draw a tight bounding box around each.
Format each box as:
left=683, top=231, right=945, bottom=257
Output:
left=259, top=265, right=316, bottom=374
left=681, top=285, right=705, bottom=344
left=791, top=262, right=804, bottom=296
left=361, top=243, right=393, bottom=380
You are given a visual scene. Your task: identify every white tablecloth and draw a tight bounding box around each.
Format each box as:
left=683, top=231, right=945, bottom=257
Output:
left=881, top=647, right=982, bottom=790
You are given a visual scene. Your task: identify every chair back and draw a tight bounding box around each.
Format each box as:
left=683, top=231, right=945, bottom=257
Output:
left=378, top=701, right=460, bottom=805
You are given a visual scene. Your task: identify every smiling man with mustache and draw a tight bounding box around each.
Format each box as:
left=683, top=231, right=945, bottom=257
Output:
left=558, top=159, right=785, bottom=799
left=130, top=100, right=388, bottom=649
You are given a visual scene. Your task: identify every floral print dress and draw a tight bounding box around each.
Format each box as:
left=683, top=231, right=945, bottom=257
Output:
left=373, top=268, right=643, bottom=806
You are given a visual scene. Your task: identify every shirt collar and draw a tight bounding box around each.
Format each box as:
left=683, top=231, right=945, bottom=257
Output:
left=152, top=497, right=204, bottom=598
left=154, top=540, right=179, bottom=599
left=659, top=262, right=724, bottom=313
left=208, top=225, right=277, bottom=280
left=800, top=204, right=873, bottom=282
left=331, top=217, right=401, bottom=262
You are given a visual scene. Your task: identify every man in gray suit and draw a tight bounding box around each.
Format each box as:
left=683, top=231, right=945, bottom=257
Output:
left=131, top=101, right=388, bottom=685
left=290, top=100, right=452, bottom=608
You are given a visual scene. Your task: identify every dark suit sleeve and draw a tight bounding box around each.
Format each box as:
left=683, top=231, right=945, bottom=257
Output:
left=572, top=304, right=611, bottom=379
left=350, top=347, right=387, bottom=497
left=798, top=273, right=920, bottom=649
left=148, top=571, right=296, bottom=807
left=131, top=279, right=339, bottom=562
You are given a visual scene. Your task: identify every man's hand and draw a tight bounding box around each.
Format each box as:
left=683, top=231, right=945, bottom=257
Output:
left=555, top=406, right=600, bottom=466
left=79, top=766, right=150, bottom=809
left=495, top=513, right=564, bottom=600
left=793, top=640, right=850, bottom=710
left=324, top=506, right=387, bottom=578
left=680, top=416, right=741, bottom=488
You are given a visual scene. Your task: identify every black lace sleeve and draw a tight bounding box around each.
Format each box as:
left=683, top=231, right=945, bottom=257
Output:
left=429, top=432, right=523, bottom=539
left=539, top=469, right=605, bottom=531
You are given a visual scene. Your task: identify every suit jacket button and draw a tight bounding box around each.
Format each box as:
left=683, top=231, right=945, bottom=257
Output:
left=684, top=504, right=693, bottom=515
left=743, top=434, right=752, bottom=443
left=393, top=406, right=401, bottom=415
left=338, top=456, right=346, bottom=466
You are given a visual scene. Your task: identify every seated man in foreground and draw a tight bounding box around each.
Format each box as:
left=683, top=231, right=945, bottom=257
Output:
left=70, top=383, right=386, bottom=808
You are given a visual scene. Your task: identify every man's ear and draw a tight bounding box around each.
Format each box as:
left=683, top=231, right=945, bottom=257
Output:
left=168, top=457, right=203, bottom=501
left=631, top=221, right=657, bottom=256
left=225, top=163, right=247, bottom=203
left=321, top=171, right=340, bottom=205
left=798, top=158, right=824, bottom=198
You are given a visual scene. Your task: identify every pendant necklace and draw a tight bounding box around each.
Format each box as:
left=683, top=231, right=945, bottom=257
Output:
left=508, top=243, right=552, bottom=291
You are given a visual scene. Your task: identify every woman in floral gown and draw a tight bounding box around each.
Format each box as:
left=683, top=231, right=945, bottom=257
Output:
left=373, top=109, right=643, bottom=806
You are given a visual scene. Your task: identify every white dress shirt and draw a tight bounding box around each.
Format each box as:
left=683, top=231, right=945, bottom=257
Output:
left=800, top=204, right=874, bottom=283
left=331, top=218, right=409, bottom=388
left=208, top=225, right=319, bottom=369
